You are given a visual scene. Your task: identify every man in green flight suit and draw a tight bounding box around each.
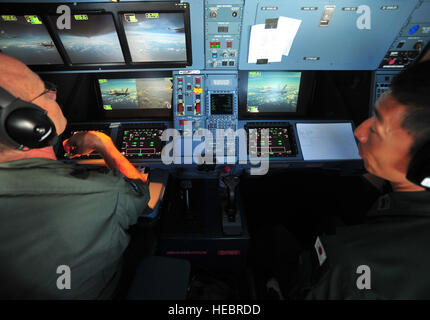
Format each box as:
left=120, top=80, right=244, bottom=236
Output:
left=258, top=57, right=430, bottom=300
left=0, top=53, right=162, bottom=299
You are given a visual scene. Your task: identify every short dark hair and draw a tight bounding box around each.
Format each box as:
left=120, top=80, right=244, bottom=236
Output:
left=390, top=60, right=430, bottom=156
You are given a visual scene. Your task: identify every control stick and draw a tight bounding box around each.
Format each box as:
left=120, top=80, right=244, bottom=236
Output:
left=222, top=175, right=240, bottom=221
left=180, top=180, right=193, bottom=219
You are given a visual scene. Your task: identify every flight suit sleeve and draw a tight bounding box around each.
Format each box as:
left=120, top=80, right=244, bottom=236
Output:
left=109, top=170, right=150, bottom=230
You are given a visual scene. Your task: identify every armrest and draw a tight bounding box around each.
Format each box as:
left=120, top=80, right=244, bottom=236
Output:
left=142, top=169, right=169, bottom=218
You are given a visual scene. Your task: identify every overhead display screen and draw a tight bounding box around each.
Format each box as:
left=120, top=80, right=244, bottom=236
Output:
left=121, top=12, right=187, bottom=63
left=0, top=15, right=63, bottom=65
left=50, top=14, right=124, bottom=64
left=98, top=77, right=173, bottom=111
left=246, top=71, right=301, bottom=113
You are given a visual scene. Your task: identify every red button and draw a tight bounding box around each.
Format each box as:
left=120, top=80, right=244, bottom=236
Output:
left=389, top=59, right=396, bottom=65
left=196, top=103, right=201, bottom=113
left=227, top=41, right=232, bottom=48
left=178, top=103, right=183, bottom=113
left=179, top=120, right=184, bottom=125
left=195, top=78, right=201, bottom=85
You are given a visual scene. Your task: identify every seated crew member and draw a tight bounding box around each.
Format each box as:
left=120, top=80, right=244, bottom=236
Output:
left=258, top=60, right=430, bottom=300
left=0, top=53, right=162, bottom=299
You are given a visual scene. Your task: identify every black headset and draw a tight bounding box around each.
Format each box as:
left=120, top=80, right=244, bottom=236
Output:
left=0, top=86, right=58, bottom=150
left=407, top=140, right=430, bottom=189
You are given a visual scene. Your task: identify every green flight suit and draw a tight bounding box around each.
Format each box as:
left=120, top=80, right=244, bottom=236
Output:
left=305, top=191, right=430, bottom=299
left=0, top=158, right=149, bottom=299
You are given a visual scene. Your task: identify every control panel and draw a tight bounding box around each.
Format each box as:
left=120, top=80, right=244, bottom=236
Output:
left=173, top=73, right=205, bottom=132
left=205, top=0, right=244, bottom=69
left=206, top=74, right=238, bottom=133
left=245, top=123, right=297, bottom=158
left=117, top=124, right=166, bottom=160
left=373, top=73, right=398, bottom=104
left=56, top=124, right=111, bottom=160
left=380, top=1, right=430, bottom=69
left=379, top=50, right=420, bottom=69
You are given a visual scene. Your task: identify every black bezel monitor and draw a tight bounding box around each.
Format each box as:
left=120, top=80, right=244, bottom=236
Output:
left=238, top=71, right=316, bottom=119
left=0, top=14, right=63, bottom=65
left=119, top=11, right=188, bottom=65
left=0, top=2, right=192, bottom=71
left=94, top=71, right=173, bottom=120
left=47, top=12, right=125, bottom=66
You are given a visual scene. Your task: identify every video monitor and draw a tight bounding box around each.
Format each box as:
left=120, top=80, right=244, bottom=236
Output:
left=49, top=13, right=124, bottom=64
left=121, top=12, right=188, bottom=63
left=210, top=94, right=233, bottom=115
left=0, top=15, right=63, bottom=65
left=96, top=73, right=173, bottom=119
left=239, top=71, right=315, bottom=119
left=56, top=123, right=111, bottom=160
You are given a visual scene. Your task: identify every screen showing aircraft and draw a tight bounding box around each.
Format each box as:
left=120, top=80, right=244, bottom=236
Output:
left=50, top=14, right=124, bottom=64
left=246, top=71, right=301, bottom=113
left=121, top=12, right=187, bottom=62
left=0, top=15, right=63, bottom=65
left=99, top=77, right=173, bottom=110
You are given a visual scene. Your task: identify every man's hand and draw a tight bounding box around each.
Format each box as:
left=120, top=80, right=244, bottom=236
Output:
left=63, top=131, right=112, bottom=159
left=63, top=130, right=148, bottom=183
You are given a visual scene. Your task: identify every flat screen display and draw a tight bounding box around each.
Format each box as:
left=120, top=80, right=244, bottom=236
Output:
left=121, top=12, right=187, bottom=63
left=0, top=15, right=63, bottom=65
left=246, top=71, right=301, bottom=113
left=99, top=77, right=173, bottom=111
left=210, top=93, right=233, bottom=115
left=50, top=14, right=124, bottom=64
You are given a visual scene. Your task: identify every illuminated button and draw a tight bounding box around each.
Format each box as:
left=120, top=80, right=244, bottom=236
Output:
left=178, top=78, right=183, bottom=85
left=226, top=41, right=232, bottom=48
left=178, top=103, right=184, bottom=113
left=388, top=59, right=396, bottom=65
left=196, top=103, right=201, bottom=113
left=212, top=53, right=217, bottom=58
left=408, top=25, right=419, bottom=35
left=195, top=78, right=201, bottom=85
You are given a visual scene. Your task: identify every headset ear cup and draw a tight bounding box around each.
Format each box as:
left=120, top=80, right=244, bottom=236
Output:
left=407, top=140, right=430, bottom=188
left=5, top=107, right=57, bottom=149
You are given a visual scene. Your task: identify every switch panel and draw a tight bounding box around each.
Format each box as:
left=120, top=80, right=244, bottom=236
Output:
left=205, top=0, right=244, bottom=69
left=173, top=73, right=206, bottom=132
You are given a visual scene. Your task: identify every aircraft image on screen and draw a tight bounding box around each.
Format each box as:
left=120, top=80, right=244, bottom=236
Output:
left=51, top=14, right=124, bottom=64
left=0, top=15, right=63, bottom=65
left=100, top=79, right=138, bottom=109
left=109, top=88, right=130, bottom=96
left=39, top=41, right=54, bottom=48
left=259, top=84, right=288, bottom=95
left=168, top=27, right=185, bottom=33
left=123, top=13, right=187, bottom=62
left=247, top=72, right=301, bottom=113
